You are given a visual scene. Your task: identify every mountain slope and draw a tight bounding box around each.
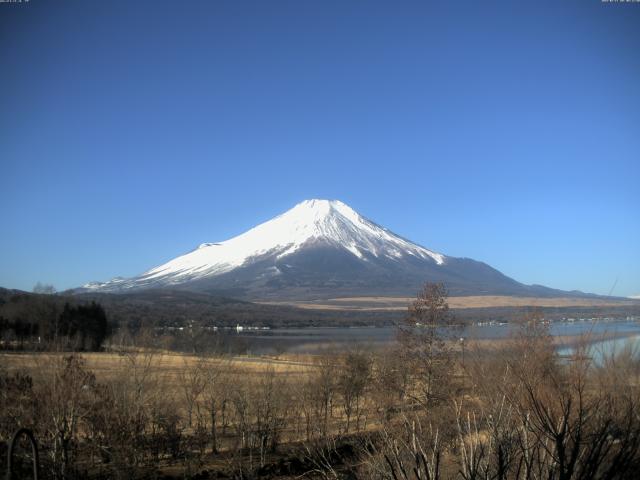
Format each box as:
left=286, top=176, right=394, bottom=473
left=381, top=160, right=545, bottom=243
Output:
left=81, top=199, right=587, bottom=300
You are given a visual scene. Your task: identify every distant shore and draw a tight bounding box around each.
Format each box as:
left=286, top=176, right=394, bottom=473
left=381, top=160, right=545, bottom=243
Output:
left=261, top=295, right=640, bottom=311
left=465, top=330, right=640, bottom=351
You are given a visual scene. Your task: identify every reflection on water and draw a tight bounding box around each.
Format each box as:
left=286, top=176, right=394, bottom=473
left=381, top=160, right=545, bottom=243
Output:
left=231, top=319, right=640, bottom=355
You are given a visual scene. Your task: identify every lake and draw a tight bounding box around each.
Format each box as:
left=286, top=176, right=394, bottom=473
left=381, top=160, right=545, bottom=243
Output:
left=229, top=317, right=640, bottom=355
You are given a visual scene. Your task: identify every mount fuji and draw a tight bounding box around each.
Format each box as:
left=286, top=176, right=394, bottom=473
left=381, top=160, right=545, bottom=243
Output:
left=81, top=199, right=579, bottom=300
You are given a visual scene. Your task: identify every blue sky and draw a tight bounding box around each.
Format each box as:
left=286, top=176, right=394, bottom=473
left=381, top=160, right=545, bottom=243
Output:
left=1, top=0, right=638, bottom=296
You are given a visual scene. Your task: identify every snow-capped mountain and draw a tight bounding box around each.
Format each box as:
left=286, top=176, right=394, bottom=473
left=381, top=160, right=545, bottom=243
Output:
left=82, top=199, right=570, bottom=299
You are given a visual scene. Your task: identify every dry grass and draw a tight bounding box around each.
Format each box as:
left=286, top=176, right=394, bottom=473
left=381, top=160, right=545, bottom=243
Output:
left=0, top=350, right=314, bottom=382
left=260, top=295, right=639, bottom=310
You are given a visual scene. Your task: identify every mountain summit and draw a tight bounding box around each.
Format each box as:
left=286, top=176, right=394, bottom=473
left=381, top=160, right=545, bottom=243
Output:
left=83, top=199, right=573, bottom=299
left=171, top=199, right=446, bottom=274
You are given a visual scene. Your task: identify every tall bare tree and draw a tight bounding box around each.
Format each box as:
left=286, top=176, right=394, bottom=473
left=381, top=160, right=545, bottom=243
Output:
left=337, top=347, right=371, bottom=433
left=397, top=282, right=456, bottom=407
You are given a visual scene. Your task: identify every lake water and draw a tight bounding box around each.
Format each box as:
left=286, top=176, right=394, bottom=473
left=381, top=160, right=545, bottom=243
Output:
left=231, top=318, right=640, bottom=355
left=557, top=334, right=640, bottom=364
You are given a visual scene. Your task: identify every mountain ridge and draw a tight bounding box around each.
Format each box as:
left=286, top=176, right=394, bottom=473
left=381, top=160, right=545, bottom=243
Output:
left=80, top=199, right=602, bottom=300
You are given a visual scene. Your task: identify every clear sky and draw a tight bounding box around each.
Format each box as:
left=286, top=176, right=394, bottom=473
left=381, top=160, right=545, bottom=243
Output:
left=1, top=0, right=638, bottom=297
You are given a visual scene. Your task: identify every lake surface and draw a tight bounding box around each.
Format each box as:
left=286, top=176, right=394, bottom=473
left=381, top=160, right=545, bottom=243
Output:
left=230, top=318, right=640, bottom=355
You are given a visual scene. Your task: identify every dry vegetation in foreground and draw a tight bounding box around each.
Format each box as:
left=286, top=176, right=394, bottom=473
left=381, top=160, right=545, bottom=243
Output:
left=2, top=284, right=640, bottom=479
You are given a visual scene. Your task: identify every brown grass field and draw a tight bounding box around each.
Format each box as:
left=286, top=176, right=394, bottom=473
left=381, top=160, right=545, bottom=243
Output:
left=260, top=295, right=640, bottom=311
left=0, top=350, right=316, bottom=385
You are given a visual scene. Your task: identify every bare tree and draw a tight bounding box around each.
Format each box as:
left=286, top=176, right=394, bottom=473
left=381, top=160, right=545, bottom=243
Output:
left=201, top=355, right=232, bottom=454
left=372, top=345, right=412, bottom=424
left=361, top=414, right=442, bottom=480
left=306, top=351, right=337, bottom=440
left=337, top=347, right=372, bottom=433
left=397, top=282, right=456, bottom=408
left=39, top=355, right=96, bottom=479
left=178, top=357, right=206, bottom=429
